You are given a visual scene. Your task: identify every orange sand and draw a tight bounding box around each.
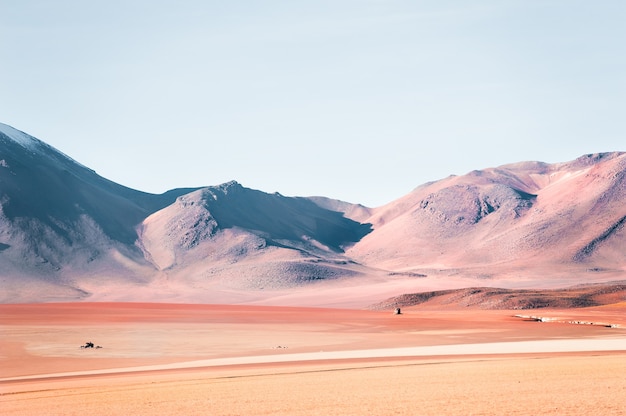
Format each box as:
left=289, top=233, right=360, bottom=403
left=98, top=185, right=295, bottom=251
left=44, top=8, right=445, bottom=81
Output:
left=1, top=303, right=625, bottom=415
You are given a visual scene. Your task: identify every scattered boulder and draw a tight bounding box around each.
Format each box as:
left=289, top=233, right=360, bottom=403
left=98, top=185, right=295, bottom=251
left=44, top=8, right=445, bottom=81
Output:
left=80, top=341, right=102, bottom=349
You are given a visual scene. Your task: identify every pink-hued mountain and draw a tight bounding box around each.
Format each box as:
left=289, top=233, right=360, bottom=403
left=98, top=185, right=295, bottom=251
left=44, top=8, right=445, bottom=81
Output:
left=1, top=122, right=624, bottom=305
left=347, top=153, right=626, bottom=284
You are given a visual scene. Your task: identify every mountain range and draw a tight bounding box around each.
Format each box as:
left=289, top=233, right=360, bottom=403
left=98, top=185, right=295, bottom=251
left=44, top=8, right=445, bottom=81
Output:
left=1, top=122, right=624, bottom=306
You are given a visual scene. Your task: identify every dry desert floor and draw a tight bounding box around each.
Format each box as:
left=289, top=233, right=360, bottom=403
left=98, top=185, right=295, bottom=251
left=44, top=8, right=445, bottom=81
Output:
left=1, top=302, right=626, bottom=415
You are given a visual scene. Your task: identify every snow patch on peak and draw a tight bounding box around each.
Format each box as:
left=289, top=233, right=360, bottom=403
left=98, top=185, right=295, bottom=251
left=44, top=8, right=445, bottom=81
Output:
left=0, top=122, right=41, bottom=150
left=0, top=122, right=92, bottom=171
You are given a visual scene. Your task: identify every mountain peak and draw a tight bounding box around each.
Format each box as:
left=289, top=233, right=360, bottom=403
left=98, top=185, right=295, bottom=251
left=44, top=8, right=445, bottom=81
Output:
left=216, top=180, right=242, bottom=191
left=571, top=152, right=624, bottom=166
left=201, top=180, right=243, bottom=201
left=0, top=123, right=42, bottom=151
left=0, top=122, right=93, bottom=173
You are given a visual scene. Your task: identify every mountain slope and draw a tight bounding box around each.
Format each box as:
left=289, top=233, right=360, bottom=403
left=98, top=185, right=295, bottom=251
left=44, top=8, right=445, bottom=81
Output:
left=135, top=182, right=373, bottom=293
left=0, top=123, right=375, bottom=302
left=0, top=123, right=196, bottom=295
left=347, top=152, right=626, bottom=280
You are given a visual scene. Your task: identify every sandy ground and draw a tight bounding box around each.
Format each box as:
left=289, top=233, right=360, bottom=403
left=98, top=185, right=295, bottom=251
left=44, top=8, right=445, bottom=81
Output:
left=1, top=302, right=626, bottom=415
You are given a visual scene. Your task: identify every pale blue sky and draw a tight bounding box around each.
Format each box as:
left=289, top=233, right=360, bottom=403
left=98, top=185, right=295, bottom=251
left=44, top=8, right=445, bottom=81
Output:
left=1, top=1, right=624, bottom=206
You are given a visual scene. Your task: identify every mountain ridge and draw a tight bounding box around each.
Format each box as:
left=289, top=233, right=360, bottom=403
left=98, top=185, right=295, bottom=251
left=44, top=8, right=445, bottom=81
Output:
left=1, top=122, right=624, bottom=305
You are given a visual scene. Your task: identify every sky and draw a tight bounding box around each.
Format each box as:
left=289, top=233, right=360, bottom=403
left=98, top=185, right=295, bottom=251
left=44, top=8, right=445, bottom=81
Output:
left=1, top=1, right=625, bottom=207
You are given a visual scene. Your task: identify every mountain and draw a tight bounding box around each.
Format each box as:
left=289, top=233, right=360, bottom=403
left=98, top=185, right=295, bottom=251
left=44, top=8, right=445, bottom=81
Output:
left=346, top=153, right=626, bottom=282
left=1, top=122, right=624, bottom=305
left=0, top=123, right=198, bottom=299
left=0, top=123, right=373, bottom=302
left=135, top=181, right=373, bottom=294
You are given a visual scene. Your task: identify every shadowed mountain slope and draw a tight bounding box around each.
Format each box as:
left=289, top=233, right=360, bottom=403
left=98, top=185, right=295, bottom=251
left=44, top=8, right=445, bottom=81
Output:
left=195, top=182, right=371, bottom=252
left=135, top=182, right=373, bottom=293
left=0, top=123, right=196, bottom=281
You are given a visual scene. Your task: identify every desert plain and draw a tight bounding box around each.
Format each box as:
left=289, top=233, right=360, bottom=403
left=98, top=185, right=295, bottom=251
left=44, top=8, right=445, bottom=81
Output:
left=1, top=301, right=625, bottom=415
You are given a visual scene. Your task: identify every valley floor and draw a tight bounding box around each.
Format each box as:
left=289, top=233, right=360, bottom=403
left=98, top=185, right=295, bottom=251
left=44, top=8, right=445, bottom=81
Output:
left=1, top=302, right=625, bottom=415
